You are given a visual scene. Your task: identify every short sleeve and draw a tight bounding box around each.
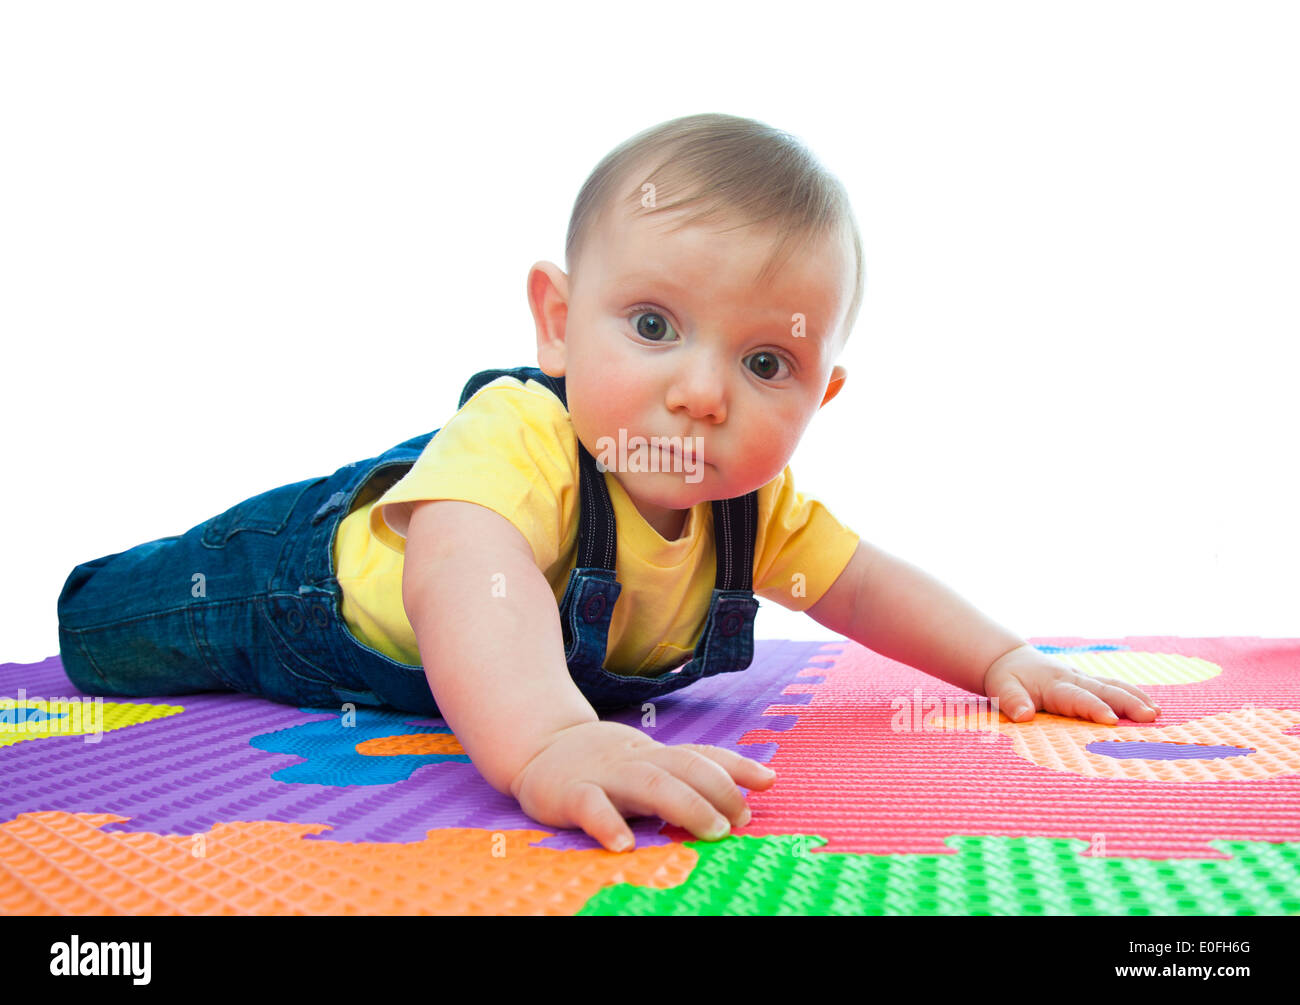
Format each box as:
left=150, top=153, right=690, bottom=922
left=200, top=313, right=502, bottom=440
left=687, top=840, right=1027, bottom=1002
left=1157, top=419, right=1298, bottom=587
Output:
left=368, top=377, right=579, bottom=573
left=752, top=465, right=860, bottom=612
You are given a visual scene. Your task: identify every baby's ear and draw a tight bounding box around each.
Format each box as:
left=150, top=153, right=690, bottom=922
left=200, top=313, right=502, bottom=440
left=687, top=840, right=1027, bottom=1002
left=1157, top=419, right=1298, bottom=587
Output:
left=529, top=261, right=570, bottom=376
left=819, top=366, right=847, bottom=408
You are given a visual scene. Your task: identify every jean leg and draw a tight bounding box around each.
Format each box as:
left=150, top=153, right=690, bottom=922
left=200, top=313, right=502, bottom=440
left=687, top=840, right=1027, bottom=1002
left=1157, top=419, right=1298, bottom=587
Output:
left=56, top=475, right=331, bottom=703
left=57, top=535, right=232, bottom=697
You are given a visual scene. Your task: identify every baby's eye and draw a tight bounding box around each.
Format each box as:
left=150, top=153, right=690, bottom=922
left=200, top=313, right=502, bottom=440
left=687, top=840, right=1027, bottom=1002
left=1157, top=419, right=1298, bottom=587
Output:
left=632, top=312, right=678, bottom=342
left=745, top=351, right=789, bottom=381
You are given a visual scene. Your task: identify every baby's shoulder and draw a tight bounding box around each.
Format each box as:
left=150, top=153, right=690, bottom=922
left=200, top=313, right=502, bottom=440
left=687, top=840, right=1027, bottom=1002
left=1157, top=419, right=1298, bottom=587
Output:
left=442, top=374, right=577, bottom=472
left=457, top=374, right=570, bottom=421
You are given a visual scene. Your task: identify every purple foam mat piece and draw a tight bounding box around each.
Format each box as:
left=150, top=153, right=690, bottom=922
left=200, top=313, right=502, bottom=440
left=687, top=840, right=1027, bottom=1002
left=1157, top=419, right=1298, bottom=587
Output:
left=0, top=640, right=833, bottom=852
left=1085, top=740, right=1258, bottom=760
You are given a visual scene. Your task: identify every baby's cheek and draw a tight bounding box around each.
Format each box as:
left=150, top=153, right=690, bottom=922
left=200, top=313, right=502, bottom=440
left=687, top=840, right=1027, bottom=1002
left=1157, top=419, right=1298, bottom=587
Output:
left=736, top=430, right=798, bottom=489
left=579, top=369, right=641, bottom=421
left=758, top=412, right=803, bottom=456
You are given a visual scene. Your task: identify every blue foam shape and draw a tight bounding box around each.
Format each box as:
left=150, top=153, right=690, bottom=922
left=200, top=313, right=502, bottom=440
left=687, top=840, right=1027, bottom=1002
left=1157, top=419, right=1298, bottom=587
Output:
left=0, top=708, right=68, bottom=725
left=1035, top=645, right=1130, bottom=653
left=248, top=707, right=470, bottom=785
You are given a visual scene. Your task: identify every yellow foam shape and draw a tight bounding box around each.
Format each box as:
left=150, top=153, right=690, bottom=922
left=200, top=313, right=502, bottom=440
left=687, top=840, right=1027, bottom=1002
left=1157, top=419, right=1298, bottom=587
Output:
left=937, top=708, right=1300, bottom=781
left=1050, top=651, right=1221, bottom=685
left=0, top=699, right=183, bottom=747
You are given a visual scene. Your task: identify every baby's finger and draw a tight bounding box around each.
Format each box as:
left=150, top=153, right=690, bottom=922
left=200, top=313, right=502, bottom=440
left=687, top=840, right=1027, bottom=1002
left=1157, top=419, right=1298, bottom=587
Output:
left=992, top=680, right=1037, bottom=722
left=657, top=745, right=760, bottom=828
left=563, top=780, right=637, bottom=853
left=610, top=762, right=735, bottom=842
left=679, top=743, right=778, bottom=793
left=1044, top=679, right=1119, bottom=724
left=1076, top=673, right=1161, bottom=719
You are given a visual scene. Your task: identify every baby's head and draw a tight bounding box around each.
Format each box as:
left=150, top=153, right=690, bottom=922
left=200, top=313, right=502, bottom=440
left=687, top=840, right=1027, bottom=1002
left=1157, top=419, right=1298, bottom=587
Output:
left=528, top=113, right=864, bottom=540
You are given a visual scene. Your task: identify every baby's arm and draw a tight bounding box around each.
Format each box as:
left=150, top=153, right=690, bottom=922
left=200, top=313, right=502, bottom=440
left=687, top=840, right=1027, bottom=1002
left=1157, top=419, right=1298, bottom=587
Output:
left=402, top=500, right=774, bottom=851
left=807, top=540, right=1161, bottom=723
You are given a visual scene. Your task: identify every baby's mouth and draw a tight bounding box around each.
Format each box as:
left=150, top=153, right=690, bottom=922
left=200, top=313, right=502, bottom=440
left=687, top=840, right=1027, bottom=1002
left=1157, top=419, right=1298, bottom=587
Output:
left=592, top=430, right=713, bottom=480
left=660, top=439, right=709, bottom=469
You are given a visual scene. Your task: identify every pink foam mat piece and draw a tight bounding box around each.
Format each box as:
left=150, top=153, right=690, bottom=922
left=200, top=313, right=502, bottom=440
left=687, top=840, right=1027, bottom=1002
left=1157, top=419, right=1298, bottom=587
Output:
left=699, top=636, right=1300, bottom=858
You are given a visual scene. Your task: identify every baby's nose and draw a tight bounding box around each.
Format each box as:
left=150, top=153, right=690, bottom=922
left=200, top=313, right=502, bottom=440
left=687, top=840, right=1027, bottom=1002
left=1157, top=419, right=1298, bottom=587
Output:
left=666, top=367, right=727, bottom=421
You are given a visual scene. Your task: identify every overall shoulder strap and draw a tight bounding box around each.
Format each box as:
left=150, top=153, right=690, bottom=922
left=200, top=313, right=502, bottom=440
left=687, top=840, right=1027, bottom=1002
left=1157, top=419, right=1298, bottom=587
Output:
left=457, top=365, right=567, bottom=409
left=710, top=494, right=759, bottom=592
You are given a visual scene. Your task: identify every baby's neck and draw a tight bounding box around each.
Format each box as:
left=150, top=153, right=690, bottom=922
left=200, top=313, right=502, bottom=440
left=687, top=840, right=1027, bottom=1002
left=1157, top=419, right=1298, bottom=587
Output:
left=607, top=474, right=693, bottom=541
left=645, top=506, right=689, bottom=542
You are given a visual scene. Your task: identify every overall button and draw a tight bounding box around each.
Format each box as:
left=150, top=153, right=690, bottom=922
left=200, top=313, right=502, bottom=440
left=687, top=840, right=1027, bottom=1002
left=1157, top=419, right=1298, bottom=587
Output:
left=582, top=594, right=607, bottom=623
left=285, top=607, right=305, bottom=634
left=719, top=610, right=744, bottom=637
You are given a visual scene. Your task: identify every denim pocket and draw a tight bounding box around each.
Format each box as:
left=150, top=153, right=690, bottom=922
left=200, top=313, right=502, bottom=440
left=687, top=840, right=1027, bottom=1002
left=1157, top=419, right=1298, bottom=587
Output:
left=271, top=650, right=342, bottom=708
left=261, top=598, right=336, bottom=687
left=201, top=476, right=329, bottom=548
left=198, top=595, right=341, bottom=708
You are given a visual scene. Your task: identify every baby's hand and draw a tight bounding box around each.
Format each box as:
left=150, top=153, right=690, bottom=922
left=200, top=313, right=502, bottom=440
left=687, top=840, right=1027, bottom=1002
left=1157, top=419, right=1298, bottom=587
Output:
left=983, top=643, right=1162, bottom=725
left=509, top=720, right=776, bottom=853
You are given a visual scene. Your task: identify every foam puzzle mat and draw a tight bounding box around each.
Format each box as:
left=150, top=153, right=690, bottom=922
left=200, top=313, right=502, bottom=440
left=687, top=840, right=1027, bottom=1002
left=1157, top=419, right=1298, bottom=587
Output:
left=2, top=637, right=1298, bottom=915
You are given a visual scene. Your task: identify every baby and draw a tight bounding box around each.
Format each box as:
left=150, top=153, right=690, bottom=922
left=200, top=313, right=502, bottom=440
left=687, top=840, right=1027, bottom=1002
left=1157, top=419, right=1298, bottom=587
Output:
left=58, top=113, right=1160, bottom=854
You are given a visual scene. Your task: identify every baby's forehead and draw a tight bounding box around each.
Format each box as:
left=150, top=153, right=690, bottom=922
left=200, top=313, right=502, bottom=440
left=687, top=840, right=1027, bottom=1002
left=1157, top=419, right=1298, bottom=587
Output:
left=607, top=206, right=850, bottom=291
left=601, top=200, right=847, bottom=269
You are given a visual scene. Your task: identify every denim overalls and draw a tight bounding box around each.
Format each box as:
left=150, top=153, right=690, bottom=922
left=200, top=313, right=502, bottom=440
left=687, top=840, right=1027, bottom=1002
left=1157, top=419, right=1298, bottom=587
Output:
left=57, top=366, right=761, bottom=715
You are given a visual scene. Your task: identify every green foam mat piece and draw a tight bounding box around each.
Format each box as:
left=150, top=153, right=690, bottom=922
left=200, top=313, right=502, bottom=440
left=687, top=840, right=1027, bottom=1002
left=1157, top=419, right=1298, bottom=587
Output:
left=579, top=834, right=1300, bottom=916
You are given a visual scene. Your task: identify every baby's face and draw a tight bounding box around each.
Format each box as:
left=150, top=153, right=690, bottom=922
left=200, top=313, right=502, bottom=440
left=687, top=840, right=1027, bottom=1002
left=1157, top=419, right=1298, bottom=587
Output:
left=536, top=201, right=853, bottom=540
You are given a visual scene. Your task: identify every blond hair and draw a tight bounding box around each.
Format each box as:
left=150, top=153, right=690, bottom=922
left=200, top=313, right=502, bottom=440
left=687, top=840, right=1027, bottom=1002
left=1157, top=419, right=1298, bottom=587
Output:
left=565, top=113, right=865, bottom=343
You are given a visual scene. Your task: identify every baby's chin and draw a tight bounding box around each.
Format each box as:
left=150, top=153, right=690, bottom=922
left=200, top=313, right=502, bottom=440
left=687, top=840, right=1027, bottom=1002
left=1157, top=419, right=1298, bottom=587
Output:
left=609, top=469, right=705, bottom=506
left=616, top=466, right=774, bottom=510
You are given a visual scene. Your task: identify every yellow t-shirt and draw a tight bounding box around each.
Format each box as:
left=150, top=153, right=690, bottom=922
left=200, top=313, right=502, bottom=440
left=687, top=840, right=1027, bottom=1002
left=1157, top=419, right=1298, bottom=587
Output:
left=332, top=375, right=860, bottom=676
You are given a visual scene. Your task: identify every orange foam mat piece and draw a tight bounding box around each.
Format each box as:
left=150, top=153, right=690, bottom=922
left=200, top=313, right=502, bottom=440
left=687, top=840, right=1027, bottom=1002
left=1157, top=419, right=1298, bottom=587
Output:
left=0, top=811, right=696, bottom=916
left=968, top=708, right=1300, bottom=782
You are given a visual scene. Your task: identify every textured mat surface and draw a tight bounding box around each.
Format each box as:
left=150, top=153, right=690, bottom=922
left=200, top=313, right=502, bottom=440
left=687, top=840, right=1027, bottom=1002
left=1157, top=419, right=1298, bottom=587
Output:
left=2, top=637, right=1297, bottom=914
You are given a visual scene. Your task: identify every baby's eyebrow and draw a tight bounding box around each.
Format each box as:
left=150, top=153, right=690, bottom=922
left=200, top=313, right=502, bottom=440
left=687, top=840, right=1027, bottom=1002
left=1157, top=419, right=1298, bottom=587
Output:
left=738, top=308, right=830, bottom=342
left=618, top=275, right=809, bottom=319
left=613, top=273, right=696, bottom=304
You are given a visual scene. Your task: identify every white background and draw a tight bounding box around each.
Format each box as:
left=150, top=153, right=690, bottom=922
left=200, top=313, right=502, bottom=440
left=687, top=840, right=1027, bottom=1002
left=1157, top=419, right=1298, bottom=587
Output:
left=4, top=0, right=1297, bottom=663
